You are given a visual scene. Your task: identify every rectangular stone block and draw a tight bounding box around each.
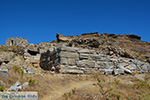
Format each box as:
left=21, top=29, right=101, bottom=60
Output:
left=59, top=51, right=79, bottom=59
left=61, top=69, right=84, bottom=74
left=77, top=60, right=95, bottom=68
left=97, top=61, right=114, bottom=69
left=79, top=54, right=90, bottom=60
left=59, top=46, right=79, bottom=52
left=60, top=58, right=68, bottom=65
left=68, top=58, right=76, bottom=65
left=78, top=49, right=94, bottom=54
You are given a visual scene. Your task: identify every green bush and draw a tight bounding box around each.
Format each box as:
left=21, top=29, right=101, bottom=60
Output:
left=0, top=86, right=5, bottom=92
left=13, top=65, right=24, bottom=76
left=28, top=79, right=38, bottom=85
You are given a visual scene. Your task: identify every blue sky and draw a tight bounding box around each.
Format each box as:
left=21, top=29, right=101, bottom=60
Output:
left=0, top=0, right=150, bottom=44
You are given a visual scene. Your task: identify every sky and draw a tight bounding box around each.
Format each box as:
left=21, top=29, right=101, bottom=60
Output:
left=0, top=0, right=150, bottom=45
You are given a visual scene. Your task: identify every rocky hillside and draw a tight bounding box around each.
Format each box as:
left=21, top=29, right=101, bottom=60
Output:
left=0, top=32, right=150, bottom=75
left=0, top=32, right=150, bottom=100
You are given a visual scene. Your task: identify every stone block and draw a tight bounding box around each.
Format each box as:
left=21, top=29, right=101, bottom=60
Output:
left=104, top=69, right=113, bottom=75
left=113, top=69, right=124, bottom=75
left=61, top=69, right=84, bottom=74
left=60, top=58, right=68, bottom=65
left=78, top=49, right=94, bottom=54
left=79, top=54, right=90, bottom=60
left=68, top=58, right=76, bottom=65
left=59, top=51, right=79, bottom=59
left=59, top=46, right=79, bottom=52
left=97, top=61, right=114, bottom=69
left=77, top=60, right=95, bottom=68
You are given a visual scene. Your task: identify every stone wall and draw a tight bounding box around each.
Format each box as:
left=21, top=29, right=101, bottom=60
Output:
left=40, top=46, right=150, bottom=74
left=6, top=37, right=28, bottom=47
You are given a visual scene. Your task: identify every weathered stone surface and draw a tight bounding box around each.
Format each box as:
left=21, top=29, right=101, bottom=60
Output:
left=77, top=60, right=95, bottom=68
left=59, top=51, right=79, bottom=59
left=97, top=61, right=114, bottom=69
left=61, top=69, right=84, bottom=74
left=78, top=49, right=94, bottom=54
left=79, top=54, right=90, bottom=60
left=60, top=58, right=68, bottom=65
left=6, top=37, right=28, bottom=47
left=104, top=69, right=113, bottom=75
left=118, top=65, right=132, bottom=74
left=140, top=64, right=150, bottom=72
left=113, top=69, right=124, bottom=75
left=0, top=52, right=15, bottom=62
left=56, top=33, right=71, bottom=42
left=68, top=58, right=76, bottom=65
left=59, top=46, right=79, bottom=52
left=107, top=46, right=133, bottom=58
left=0, top=69, right=8, bottom=78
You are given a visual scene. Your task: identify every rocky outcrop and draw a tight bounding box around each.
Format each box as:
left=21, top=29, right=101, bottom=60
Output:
left=56, top=33, right=71, bottom=42
left=128, top=34, right=141, bottom=40
left=40, top=46, right=150, bottom=75
left=6, top=37, right=29, bottom=47
left=107, top=46, right=133, bottom=58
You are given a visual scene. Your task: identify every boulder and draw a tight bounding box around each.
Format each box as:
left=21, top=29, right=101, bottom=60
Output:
left=113, top=69, right=124, bottom=75
left=0, top=69, right=8, bottom=79
left=117, top=65, right=132, bottom=74
left=104, top=69, right=114, bottom=75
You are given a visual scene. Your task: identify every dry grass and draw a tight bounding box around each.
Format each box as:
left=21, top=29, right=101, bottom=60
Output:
left=1, top=70, right=150, bottom=100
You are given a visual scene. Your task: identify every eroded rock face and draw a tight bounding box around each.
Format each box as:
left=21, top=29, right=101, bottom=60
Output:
left=6, top=37, right=29, bottom=47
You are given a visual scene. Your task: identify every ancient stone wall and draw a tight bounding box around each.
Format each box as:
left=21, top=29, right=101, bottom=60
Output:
left=6, top=37, right=28, bottom=47
left=40, top=46, right=150, bottom=74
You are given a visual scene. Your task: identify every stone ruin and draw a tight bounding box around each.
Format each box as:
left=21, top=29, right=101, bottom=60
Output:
left=40, top=46, right=150, bottom=75
left=6, top=37, right=28, bottom=47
